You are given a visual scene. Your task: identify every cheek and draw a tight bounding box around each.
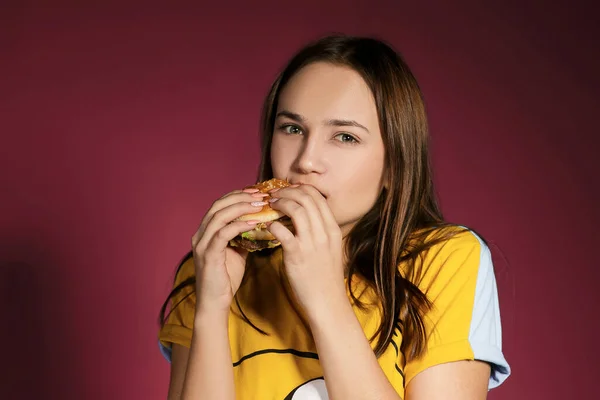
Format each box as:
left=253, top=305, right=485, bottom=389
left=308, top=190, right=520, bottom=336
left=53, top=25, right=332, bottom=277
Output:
left=329, top=154, right=385, bottom=221
left=270, top=135, right=293, bottom=177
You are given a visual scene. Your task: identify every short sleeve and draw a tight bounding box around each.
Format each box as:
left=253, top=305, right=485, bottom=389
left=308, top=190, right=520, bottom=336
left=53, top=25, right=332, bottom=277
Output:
left=403, top=229, right=511, bottom=390
left=158, top=255, right=197, bottom=363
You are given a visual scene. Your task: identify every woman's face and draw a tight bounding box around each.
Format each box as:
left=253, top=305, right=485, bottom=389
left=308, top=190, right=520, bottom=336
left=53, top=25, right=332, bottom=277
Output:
left=271, top=62, right=386, bottom=237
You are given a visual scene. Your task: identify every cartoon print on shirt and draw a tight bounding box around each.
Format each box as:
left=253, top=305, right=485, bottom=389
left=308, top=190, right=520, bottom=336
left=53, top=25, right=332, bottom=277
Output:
left=284, top=377, right=329, bottom=400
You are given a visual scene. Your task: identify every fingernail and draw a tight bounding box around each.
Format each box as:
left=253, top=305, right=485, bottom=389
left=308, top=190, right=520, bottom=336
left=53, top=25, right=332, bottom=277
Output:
left=246, top=220, right=259, bottom=225
left=268, top=198, right=279, bottom=203
left=251, top=201, right=267, bottom=207
left=251, top=192, right=269, bottom=198
left=269, top=188, right=281, bottom=193
left=289, top=184, right=300, bottom=187
left=243, top=188, right=259, bottom=193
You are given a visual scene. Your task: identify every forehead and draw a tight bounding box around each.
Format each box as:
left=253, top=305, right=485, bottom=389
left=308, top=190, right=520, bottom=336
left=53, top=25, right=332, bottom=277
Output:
left=277, top=62, right=378, bottom=125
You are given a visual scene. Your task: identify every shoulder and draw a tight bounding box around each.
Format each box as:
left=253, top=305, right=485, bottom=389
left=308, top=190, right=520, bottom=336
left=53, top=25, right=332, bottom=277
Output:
left=173, top=252, right=196, bottom=284
left=403, top=225, right=491, bottom=293
left=429, top=226, right=489, bottom=267
left=166, top=252, right=197, bottom=306
left=423, top=224, right=486, bottom=253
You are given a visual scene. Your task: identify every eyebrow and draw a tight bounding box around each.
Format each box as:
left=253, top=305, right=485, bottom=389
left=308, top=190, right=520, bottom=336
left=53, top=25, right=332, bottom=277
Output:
left=276, top=110, right=370, bottom=134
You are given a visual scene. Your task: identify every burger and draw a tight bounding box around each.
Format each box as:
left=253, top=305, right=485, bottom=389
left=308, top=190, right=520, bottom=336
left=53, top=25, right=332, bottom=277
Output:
left=229, top=178, right=295, bottom=252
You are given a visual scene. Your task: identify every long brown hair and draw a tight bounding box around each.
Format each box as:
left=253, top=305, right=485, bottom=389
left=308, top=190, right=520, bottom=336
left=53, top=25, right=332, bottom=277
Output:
left=159, top=34, right=475, bottom=362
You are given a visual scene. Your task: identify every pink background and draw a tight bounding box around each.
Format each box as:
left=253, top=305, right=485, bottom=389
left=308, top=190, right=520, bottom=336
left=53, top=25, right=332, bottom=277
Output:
left=1, top=1, right=597, bottom=399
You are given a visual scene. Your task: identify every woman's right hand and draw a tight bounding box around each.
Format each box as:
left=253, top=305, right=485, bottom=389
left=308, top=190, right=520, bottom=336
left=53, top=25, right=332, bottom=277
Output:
left=191, top=187, right=267, bottom=316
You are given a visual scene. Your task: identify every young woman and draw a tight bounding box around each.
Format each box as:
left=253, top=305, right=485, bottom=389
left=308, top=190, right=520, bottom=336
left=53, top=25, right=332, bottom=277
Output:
left=158, top=34, right=511, bottom=400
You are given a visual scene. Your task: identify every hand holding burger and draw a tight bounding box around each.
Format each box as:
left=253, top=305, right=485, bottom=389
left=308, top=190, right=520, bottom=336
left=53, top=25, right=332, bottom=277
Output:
left=229, top=178, right=295, bottom=252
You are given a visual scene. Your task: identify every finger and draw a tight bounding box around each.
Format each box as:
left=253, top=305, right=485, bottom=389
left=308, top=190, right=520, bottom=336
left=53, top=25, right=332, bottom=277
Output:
left=271, top=186, right=327, bottom=238
left=205, top=219, right=259, bottom=259
left=205, top=191, right=270, bottom=224
left=192, top=191, right=269, bottom=245
left=195, top=200, right=266, bottom=250
left=267, top=220, right=298, bottom=252
left=296, top=184, right=339, bottom=235
left=268, top=197, right=312, bottom=239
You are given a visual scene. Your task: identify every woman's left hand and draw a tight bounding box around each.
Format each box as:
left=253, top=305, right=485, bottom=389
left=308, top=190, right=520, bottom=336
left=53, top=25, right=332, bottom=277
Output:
left=266, top=183, right=347, bottom=318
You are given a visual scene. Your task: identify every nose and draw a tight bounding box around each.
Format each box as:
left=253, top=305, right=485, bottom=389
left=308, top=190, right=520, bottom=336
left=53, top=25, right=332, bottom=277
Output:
left=293, top=135, right=327, bottom=175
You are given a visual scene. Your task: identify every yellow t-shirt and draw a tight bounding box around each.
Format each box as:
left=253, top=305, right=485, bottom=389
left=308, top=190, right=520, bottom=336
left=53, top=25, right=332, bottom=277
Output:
left=158, top=229, right=510, bottom=399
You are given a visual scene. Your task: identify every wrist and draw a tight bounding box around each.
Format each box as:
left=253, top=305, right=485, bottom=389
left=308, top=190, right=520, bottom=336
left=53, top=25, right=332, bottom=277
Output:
left=305, top=288, right=352, bottom=327
left=194, top=307, right=230, bottom=331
